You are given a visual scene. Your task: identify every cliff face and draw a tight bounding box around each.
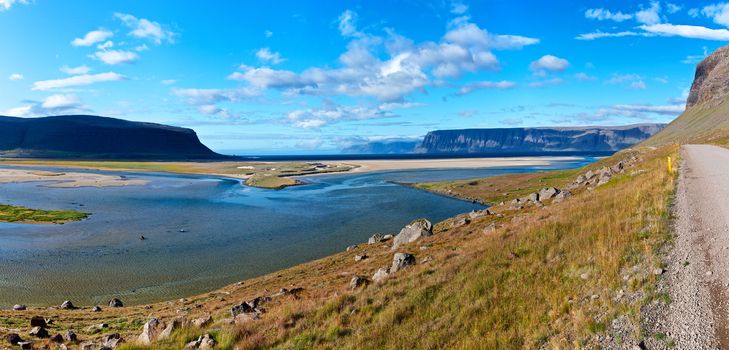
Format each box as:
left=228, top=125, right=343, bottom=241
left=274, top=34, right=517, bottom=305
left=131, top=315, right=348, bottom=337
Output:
left=0, top=115, right=224, bottom=159
left=342, top=140, right=419, bottom=154
left=686, top=45, right=729, bottom=109
left=415, top=124, right=665, bottom=154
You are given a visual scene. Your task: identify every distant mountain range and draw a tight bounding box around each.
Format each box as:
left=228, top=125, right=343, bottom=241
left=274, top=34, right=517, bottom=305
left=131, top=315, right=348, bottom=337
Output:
left=0, top=115, right=224, bottom=159
left=345, top=124, right=666, bottom=155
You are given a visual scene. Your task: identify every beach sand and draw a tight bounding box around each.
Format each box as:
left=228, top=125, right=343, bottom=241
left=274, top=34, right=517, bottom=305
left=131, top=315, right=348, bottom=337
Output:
left=0, top=169, right=148, bottom=188
left=321, top=156, right=583, bottom=174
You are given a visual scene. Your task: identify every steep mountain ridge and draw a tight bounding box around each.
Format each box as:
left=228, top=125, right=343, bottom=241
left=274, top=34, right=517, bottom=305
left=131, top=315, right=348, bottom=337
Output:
left=0, top=115, right=224, bottom=159
left=415, top=124, right=664, bottom=154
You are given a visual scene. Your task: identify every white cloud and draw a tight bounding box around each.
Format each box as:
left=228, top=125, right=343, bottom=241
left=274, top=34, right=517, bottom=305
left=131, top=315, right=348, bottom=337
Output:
left=92, top=50, right=139, bottom=65
left=575, top=72, right=597, bottom=81
left=635, top=1, right=661, bottom=25
left=71, top=29, right=113, bottom=47
left=264, top=30, right=273, bottom=38
left=607, top=73, right=647, bottom=89
left=701, top=3, right=729, bottom=27
left=0, top=0, right=28, bottom=11
left=161, top=79, right=176, bottom=85
left=173, top=87, right=260, bottom=105
left=8, top=73, right=23, bottom=81
left=450, top=2, right=468, bottom=15
left=667, top=3, right=682, bottom=14
left=584, top=8, right=633, bottom=22
left=114, top=13, right=175, bottom=44
left=575, top=31, right=642, bottom=40
left=287, top=103, right=393, bottom=129
left=255, top=47, right=286, bottom=64
left=3, top=94, right=86, bottom=117
left=338, top=10, right=361, bottom=37
left=500, top=117, right=523, bottom=126
left=630, top=80, right=647, bottom=89
left=457, top=80, right=516, bottom=95
left=32, top=72, right=125, bottom=90
left=97, top=40, right=114, bottom=50
left=682, top=46, right=709, bottom=64
left=639, top=23, right=729, bottom=40
left=60, top=65, right=91, bottom=75
left=611, top=103, right=684, bottom=115
left=528, top=78, right=565, bottom=88
left=529, top=55, right=569, bottom=75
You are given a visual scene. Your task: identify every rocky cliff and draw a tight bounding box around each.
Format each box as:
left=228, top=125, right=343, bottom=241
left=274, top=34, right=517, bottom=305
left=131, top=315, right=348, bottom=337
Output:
left=415, top=124, right=664, bottom=154
left=0, top=115, right=224, bottom=159
left=686, top=45, right=729, bottom=109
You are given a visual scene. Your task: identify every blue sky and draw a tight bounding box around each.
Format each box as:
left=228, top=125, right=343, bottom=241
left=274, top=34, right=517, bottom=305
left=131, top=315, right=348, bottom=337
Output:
left=0, top=0, right=726, bottom=154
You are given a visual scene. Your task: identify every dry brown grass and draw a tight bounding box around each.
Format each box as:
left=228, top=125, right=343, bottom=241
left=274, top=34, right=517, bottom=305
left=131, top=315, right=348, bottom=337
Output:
left=1, top=146, right=677, bottom=350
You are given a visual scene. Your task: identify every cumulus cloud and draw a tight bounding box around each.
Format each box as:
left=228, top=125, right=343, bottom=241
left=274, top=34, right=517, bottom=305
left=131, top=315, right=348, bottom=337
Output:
left=457, top=80, right=516, bottom=95
left=8, top=73, right=23, bottom=81
left=71, top=29, right=113, bottom=47
left=575, top=31, right=643, bottom=40
left=635, top=1, right=662, bottom=25
left=255, top=47, right=286, bottom=64
left=173, top=87, right=260, bottom=105
left=3, top=94, right=86, bottom=117
left=450, top=2, right=468, bottom=15
left=700, top=3, right=729, bottom=27
left=529, top=55, right=569, bottom=75
left=584, top=8, right=633, bottom=22
left=575, top=72, right=597, bottom=81
left=264, top=30, right=273, bottom=38
left=338, top=9, right=361, bottom=37
left=584, top=1, right=661, bottom=24
left=287, top=103, right=394, bottom=129
left=607, top=73, right=646, bottom=89
left=32, top=72, right=125, bottom=90
left=161, top=79, right=176, bottom=85
left=92, top=50, right=139, bottom=65
left=60, top=65, right=91, bottom=75
left=114, top=13, right=175, bottom=44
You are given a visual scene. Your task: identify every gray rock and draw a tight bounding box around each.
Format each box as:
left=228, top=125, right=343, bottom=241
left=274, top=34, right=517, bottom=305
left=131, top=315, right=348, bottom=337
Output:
left=159, top=317, right=185, bottom=340
left=108, top=298, right=123, bottom=308
left=527, top=192, right=539, bottom=202
left=349, top=276, right=368, bottom=289
left=92, top=306, right=101, bottom=312
left=553, top=190, right=572, bottom=203
left=468, top=209, right=491, bottom=219
left=138, top=318, right=163, bottom=345
left=192, top=314, right=213, bottom=328
left=354, top=254, right=367, bottom=262
left=346, top=245, right=357, bottom=252
left=12, top=304, right=26, bottom=311
left=185, top=334, right=216, bottom=349
left=234, top=312, right=260, bottom=325
left=372, top=268, right=390, bottom=284
left=80, top=342, right=96, bottom=350
left=50, top=334, right=64, bottom=343
left=29, top=326, right=49, bottom=338
left=383, top=234, right=394, bottom=241
left=392, top=219, right=432, bottom=249
left=538, top=187, right=560, bottom=201
left=101, top=333, right=123, bottom=349
left=391, top=253, right=416, bottom=273
left=30, top=316, right=46, bottom=327
left=65, top=330, right=77, bottom=342
left=585, top=170, right=596, bottom=180
left=60, top=300, right=76, bottom=310
left=6, top=333, right=21, bottom=345
left=482, top=223, right=497, bottom=235
left=368, top=233, right=384, bottom=244
left=452, top=215, right=470, bottom=227
left=18, top=342, right=32, bottom=350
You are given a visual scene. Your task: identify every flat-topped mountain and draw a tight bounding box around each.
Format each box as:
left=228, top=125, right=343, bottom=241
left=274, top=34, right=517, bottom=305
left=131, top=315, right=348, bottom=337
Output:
left=0, top=115, right=224, bottom=159
left=415, top=124, right=665, bottom=154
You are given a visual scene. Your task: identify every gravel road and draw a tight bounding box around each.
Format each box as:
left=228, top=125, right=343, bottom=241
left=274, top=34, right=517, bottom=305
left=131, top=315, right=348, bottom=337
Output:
left=658, top=144, right=729, bottom=349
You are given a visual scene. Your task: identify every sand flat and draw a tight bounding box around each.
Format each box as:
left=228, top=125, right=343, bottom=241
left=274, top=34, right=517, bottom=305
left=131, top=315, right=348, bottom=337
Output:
left=315, top=156, right=584, bottom=174
left=0, top=168, right=147, bottom=188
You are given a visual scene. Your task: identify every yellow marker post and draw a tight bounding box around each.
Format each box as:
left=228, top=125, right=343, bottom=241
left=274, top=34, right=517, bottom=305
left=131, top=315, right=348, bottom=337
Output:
left=668, top=156, right=673, bottom=174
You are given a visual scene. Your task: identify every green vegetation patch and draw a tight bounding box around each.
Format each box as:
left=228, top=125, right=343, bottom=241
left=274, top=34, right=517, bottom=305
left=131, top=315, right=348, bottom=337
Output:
left=0, top=204, right=88, bottom=224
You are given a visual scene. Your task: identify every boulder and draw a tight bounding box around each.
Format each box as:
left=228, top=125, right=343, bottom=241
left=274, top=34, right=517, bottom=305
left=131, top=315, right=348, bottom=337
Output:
left=391, top=253, right=416, bottom=273
left=192, top=314, right=213, bottom=328
left=138, top=318, right=163, bottom=345
left=553, top=190, right=572, bottom=203
left=585, top=170, right=596, bottom=180
left=527, top=192, right=539, bottom=202
left=92, top=306, right=102, bottom=312
left=383, top=234, right=394, bottom=241
left=60, top=300, right=76, bottom=310
left=185, top=334, right=216, bottom=349
left=468, top=209, right=491, bottom=219
left=108, top=298, right=123, bottom=308
left=12, top=304, right=26, bottom=311
left=482, top=223, right=498, bottom=235
left=65, top=330, right=77, bottom=342
left=234, top=312, right=260, bottom=325
left=510, top=198, right=525, bottom=209
left=349, top=276, right=369, bottom=289
left=29, top=326, right=49, bottom=338
left=30, top=316, right=46, bottom=327
left=346, top=245, right=357, bottom=252
left=50, top=334, right=63, bottom=343
left=392, top=219, right=432, bottom=249
left=354, top=254, right=367, bottom=262
left=368, top=233, right=384, bottom=244
left=102, top=333, right=124, bottom=349
left=159, top=317, right=185, bottom=340
left=611, top=161, right=624, bottom=174
left=452, top=215, right=470, bottom=227
left=372, top=268, right=390, bottom=284
left=6, top=333, right=21, bottom=345
left=80, top=342, right=96, bottom=350
left=537, top=187, right=560, bottom=201
left=18, top=342, right=32, bottom=350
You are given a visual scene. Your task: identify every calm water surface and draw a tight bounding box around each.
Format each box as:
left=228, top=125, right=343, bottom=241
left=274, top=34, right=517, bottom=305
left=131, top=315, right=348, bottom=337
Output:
left=0, top=157, right=596, bottom=307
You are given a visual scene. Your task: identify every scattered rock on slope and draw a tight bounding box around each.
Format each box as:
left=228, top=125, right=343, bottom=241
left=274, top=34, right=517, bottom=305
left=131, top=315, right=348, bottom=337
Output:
left=391, top=253, right=416, bottom=273
left=392, top=219, right=432, bottom=249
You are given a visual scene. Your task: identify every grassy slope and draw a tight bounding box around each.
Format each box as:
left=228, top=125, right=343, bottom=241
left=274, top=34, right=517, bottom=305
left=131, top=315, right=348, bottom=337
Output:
left=642, top=99, right=729, bottom=146
left=0, top=204, right=88, bottom=224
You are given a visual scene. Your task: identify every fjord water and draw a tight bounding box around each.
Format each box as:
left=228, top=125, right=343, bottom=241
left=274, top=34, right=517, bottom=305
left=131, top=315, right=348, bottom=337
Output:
left=0, top=157, right=596, bottom=307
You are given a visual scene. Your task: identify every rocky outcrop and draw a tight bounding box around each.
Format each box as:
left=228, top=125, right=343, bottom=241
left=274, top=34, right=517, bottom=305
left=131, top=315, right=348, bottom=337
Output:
left=391, top=253, right=416, bottom=273
left=687, top=45, right=729, bottom=108
left=392, top=219, right=433, bottom=249
left=138, top=318, right=164, bottom=345
left=415, top=125, right=664, bottom=154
